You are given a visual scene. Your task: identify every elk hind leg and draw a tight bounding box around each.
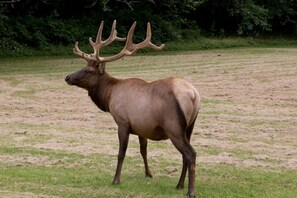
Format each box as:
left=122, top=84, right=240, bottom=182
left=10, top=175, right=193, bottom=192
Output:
left=139, top=136, right=153, bottom=178
left=166, top=126, right=196, bottom=197
left=176, top=119, right=196, bottom=189
left=177, top=139, right=196, bottom=197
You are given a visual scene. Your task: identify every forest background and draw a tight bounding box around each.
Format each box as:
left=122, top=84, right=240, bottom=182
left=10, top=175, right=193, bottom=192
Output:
left=0, top=0, right=297, bottom=56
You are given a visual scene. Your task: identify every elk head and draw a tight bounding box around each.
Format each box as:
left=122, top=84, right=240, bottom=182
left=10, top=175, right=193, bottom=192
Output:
left=65, top=20, right=165, bottom=90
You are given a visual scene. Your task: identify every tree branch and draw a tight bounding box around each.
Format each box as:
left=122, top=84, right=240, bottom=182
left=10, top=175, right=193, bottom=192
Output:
left=0, top=0, right=22, bottom=4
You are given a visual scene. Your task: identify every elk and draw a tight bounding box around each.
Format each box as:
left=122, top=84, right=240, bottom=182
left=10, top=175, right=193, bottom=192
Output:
left=65, top=20, right=200, bottom=197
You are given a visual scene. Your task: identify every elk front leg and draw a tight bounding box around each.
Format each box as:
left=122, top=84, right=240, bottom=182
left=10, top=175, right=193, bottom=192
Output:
left=113, top=126, right=130, bottom=185
left=138, top=136, right=153, bottom=178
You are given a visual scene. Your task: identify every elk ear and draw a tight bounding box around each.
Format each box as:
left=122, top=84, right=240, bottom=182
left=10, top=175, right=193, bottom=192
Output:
left=98, top=63, right=106, bottom=74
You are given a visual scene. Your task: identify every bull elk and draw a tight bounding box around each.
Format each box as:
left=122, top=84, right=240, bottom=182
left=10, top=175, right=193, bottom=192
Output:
left=65, top=20, right=200, bottom=197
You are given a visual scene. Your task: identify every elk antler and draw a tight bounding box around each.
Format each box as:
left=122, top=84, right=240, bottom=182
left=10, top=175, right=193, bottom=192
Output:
left=73, top=20, right=126, bottom=61
left=73, top=20, right=165, bottom=63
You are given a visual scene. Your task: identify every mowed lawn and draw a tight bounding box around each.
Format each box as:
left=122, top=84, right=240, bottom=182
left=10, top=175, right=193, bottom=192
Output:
left=0, top=48, right=297, bottom=197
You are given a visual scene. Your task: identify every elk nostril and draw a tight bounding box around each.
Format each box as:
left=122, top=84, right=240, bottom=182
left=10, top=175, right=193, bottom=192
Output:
left=65, top=75, right=70, bottom=82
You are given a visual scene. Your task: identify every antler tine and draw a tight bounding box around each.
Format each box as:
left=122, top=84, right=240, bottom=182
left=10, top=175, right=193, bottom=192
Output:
left=73, top=41, right=96, bottom=61
left=89, top=21, right=104, bottom=48
left=146, top=22, right=165, bottom=50
left=145, top=22, right=152, bottom=41
left=124, top=21, right=137, bottom=54
left=124, top=22, right=164, bottom=55
left=102, top=20, right=126, bottom=47
left=131, top=22, right=164, bottom=53
left=73, top=42, right=83, bottom=57
left=96, top=21, right=104, bottom=43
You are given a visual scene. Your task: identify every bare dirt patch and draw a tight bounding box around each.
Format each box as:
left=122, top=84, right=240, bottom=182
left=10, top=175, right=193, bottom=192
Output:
left=0, top=48, right=297, bottom=171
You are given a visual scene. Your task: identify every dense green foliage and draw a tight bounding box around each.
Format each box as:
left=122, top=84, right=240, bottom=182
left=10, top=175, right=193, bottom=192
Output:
left=0, top=0, right=296, bottom=56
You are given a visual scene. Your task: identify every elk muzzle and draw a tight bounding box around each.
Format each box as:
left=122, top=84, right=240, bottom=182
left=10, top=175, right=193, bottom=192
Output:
left=65, top=75, right=73, bottom=86
left=65, top=68, right=99, bottom=90
left=65, top=69, right=83, bottom=86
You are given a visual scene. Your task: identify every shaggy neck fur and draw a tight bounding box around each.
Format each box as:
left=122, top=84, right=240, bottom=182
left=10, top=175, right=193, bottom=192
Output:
left=88, top=72, right=119, bottom=112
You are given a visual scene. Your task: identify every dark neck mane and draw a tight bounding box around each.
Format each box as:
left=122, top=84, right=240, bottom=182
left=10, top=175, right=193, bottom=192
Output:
left=88, top=73, right=119, bottom=112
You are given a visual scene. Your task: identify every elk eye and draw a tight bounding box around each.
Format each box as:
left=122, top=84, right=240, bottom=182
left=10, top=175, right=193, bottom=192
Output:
left=84, top=70, right=93, bottom=74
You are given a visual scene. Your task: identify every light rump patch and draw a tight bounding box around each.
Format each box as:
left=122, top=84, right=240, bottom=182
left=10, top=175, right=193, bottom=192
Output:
left=172, top=78, right=201, bottom=126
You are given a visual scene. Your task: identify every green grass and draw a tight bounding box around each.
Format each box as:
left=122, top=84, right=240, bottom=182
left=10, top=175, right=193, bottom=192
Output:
left=1, top=37, right=297, bottom=58
left=1, top=147, right=297, bottom=198
left=1, top=144, right=296, bottom=197
left=11, top=88, right=37, bottom=99
left=0, top=57, right=76, bottom=75
left=165, top=37, right=297, bottom=51
left=0, top=147, right=184, bottom=197
left=198, top=166, right=297, bottom=198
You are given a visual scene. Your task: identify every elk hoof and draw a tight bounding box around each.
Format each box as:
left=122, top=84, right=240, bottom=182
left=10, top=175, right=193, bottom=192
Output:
left=176, top=184, right=184, bottom=189
left=112, top=179, right=120, bottom=185
left=145, top=172, right=153, bottom=178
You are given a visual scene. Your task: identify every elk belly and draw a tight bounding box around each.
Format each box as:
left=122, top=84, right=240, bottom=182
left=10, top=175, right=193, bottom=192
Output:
left=128, top=109, right=169, bottom=141
left=130, top=127, right=169, bottom=141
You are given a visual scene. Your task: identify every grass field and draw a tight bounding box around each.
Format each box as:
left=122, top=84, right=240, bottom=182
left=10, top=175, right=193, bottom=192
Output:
left=0, top=48, right=297, bottom=197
